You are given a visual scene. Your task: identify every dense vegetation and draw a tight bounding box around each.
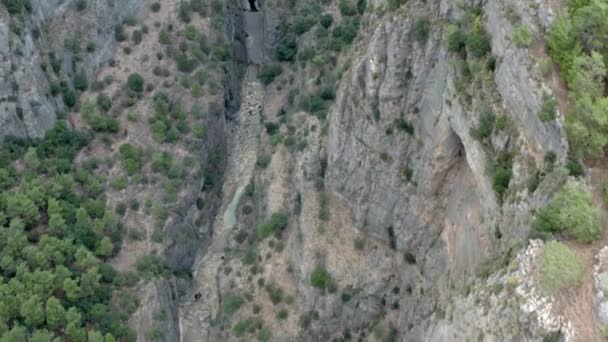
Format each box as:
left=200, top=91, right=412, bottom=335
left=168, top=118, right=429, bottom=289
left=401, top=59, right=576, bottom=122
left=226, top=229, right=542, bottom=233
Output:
left=548, top=0, right=608, bottom=158
left=533, top=180, right=602, bottom=243
left=0, top=122, right=138, bottom=341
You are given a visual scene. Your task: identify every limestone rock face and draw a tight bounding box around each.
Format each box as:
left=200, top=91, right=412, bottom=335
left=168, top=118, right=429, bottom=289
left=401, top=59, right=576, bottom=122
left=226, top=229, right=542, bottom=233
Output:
left=323, top=0, right=567, bottom=339
left=0, top=0, right=146, bottom=141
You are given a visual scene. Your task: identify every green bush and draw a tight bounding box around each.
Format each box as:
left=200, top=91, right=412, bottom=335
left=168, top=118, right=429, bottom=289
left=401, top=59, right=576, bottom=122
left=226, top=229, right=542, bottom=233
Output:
left=2, top=0, right=31, bottom=14
left=547, top=14, right=579, bottom=83
left=332, top=17, right=360, bottom=47
left=176, top=53, right=197, bottom=73
left=96, top=93, right=112, bottom=112
left=185, top=25, right=198, bottom=41
left=445, top=25, right=467, bottom=54
left=513, top=25, right=533, bottom=48
left=276, top=34, right=298, bottom=62
left=538, top=93, right=557, bottom=122
left=151, top=2, right=160, bottom=12
left=135, top=255, right=166, bottom=278
left=540, top=241, right=584, bottom=293
left=470, top=112, right=495, bottom=140
left=257, top=327, right=272, bottom=341
left=387, top=0, right=406, bottom=11
left=158, top=29, right=171, bottom=45
left=257, top=154, right=271, bottom=169
left=293, top=15, right=316, bottom=35
left=220, top=294, right=244, bottom=321
left=114, top=25, right=127, bottom=42
left=118, top=143, right=143, bottom=175
left=257, top=212, right=288, bottom=239
left=413, top=18, right=431, bottom=43
left=491, top=159, right=512, bottom=200
left=265, top=284, right=283, bottom=305
left=310, top=265, right=337, bottom=293
left=74, top=70, right=88, bottom=91
left=533, top=180, right=602, bottom=242
left=132, top=30, right=143, bottom=44
left=276, top=309, right=288, bottom=320
left=258, top=64, right=283, bottom=85
left=566, top=95, right=608, bottom=158
left=233, top=318, right=262, bottom=337
left=466, top=21, right=491, bottom=58
left=570, top=51, right=606, bottom=99
left=126, top=73, right=144, bottom=93
left=320, top=14, right=333, bottom=28
left=339, top=0, right=357, bottom=16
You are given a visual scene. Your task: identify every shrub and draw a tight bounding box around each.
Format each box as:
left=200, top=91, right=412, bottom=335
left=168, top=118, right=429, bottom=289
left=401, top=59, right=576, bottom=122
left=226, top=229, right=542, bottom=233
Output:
left=513, top=25, right=533, bottom=48
left=470, top=112, right=495, bottom=140
left=276, top=34, right=297, bottom=62
left=533, top=180, right=601, bottom=242
left=74, top=70, right=88, bottom=91
left=96, top=93, right=112, bottom=112
left=566, top=95, right=608, bottom=158
left=445, top=25, right=467, bottom=54
left=118, top=143, right=143, bottom=175
left=566, top=156, right=584, bottom=176
left=310, top=266, right=337, bottom=293
left=353, top=238, right=365, bottom=250
left=132, top=30, right=143, bottom=45
left=176, top=53, right=197, bottom=73
left=63, top=88, right=77, bottom=108
left=547, top=14, right=578, bottom=82
left=185, top=25, right=198, bottom=41
left=339, top=0, right=357, bottom=16
left=413, top=18, right=431, bottom=43
left=538, top=93, right=557, bottom=122
left=158, top=29, right=171, bottom=45
left=135, top=255, right=165, bottom=277
left=257, top=212, right=288, bottom=239
left=151, top=2, right=160, bottom=12
left=258, top=64, right=283, bottom=85
left=75, top=0, right=86, bottom=11
left=114, top=25, right=127, bottom=42
left=233, top=318, right=262, bottom=337
left=293, top=15, right=316, bottom=35
left=220, top=294, right=244, bottom=321
left=357, top=0, right=367, bottom=13
left=257, top=328, right=272, bottom=341
left=126, top=73, right=144, bottom=93
left=265, top=284, right=283, bottom=304
left=540, top=241, right=584, bottom=293
left=257, top=154, right=271, bottom=169
left=395, top=118, right=414, bottom=134
left=387, top=0, right=406, bottom=10
left=332, top=17, right=360, bottom=47
left=491, top=159, right=512, bottom=200
left=320, top=14, right=333, bottom=28
left=276, top=309, right=288, bottom=320
left=569, top=51, right=606, bottom=99
left=466, top=21, right=491, bottom=58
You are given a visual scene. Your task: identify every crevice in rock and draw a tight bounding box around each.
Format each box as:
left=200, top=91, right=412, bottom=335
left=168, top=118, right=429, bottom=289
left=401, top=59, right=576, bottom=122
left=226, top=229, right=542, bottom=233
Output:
left=247, top=0, right=259, bottom=12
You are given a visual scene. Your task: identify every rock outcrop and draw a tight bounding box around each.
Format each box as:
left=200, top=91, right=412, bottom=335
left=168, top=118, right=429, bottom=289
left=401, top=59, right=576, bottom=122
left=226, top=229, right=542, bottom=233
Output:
left=0, top=0, right=147, bottom=140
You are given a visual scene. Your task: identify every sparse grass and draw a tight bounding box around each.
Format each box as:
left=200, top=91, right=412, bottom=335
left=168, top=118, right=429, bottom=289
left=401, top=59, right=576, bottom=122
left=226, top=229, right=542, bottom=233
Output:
left=220, top=294, right=244, bottom=321
left=513, top=25, right=533, bottom=48
left=540, top=241, right=584, bottom=293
